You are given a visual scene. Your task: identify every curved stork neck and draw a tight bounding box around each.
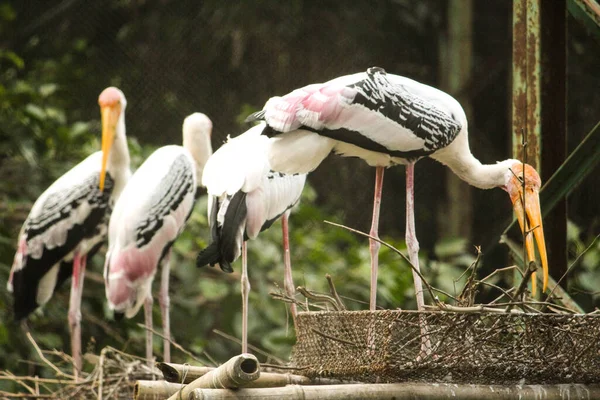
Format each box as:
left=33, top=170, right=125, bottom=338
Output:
left=431, top=131, right=516, bottom=190
left=107, top=112, right=131, bottom=197
left=183, top=128, right=213, bottom=185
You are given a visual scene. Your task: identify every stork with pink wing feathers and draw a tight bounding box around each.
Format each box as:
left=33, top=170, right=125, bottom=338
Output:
left=104, top=113, right=212, bottom=364
left=248, top=67, right=549, bottom=317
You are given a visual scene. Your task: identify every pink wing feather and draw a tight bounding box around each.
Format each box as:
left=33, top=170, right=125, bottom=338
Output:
left=264, top=82, right=357, bottom=132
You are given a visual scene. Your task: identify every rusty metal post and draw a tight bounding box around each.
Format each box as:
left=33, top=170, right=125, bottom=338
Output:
left=439, top=0, right=473, bottom=240
left=512, top=0, right=541, bottom=169
left=512, top=0, right=568, bottom=285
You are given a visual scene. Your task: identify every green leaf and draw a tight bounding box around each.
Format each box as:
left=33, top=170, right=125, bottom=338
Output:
left=24, top=103, right=46, bottom=120
left=39, top=83, right=58, bottom=98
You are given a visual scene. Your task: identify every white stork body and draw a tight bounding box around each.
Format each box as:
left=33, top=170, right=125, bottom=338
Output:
left=248, top=67, right=548, bottom=315
left=197, top=123, right=306, bottom=353
left=8, top=87, right=131, bottom=377
left=104, top=113, right=212, bottom=364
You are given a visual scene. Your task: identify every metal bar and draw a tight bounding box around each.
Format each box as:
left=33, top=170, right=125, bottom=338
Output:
left=512, top=0, right=542, bottom=170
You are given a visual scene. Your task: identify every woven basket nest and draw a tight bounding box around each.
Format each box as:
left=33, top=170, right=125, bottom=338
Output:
left=290, top=310, right=600, bottom=384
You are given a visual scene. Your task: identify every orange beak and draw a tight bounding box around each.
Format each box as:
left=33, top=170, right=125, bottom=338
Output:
left=512, top=185, right=548, bottom=296
left=99, top=104, right=120, bottom=191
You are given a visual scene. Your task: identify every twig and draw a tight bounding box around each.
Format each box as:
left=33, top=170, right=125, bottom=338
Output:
left=211, top=329, right=286, bottom=366
left=324, top=220, right=440, bottom=306
left=430, top=287, right=460, bottom=303
left=135, top=323, right=211, bottom=366
left=425, top=304, right=524, bottom=314
left=506, top=260, right=537, bottom=312
left=480, top=265, right=523, bottom=282
left=476, top=281, right=515, bottom=304
left=297, top=286, right=343, bottom=311
left=541, top=233, right=600, bottom=312
left=326, top=274, right=346, bottom=311
left=26, top=332, right=76, bottom=381
left=269, top=290, right=310, bottom=310
left=0, top=391, right=56, bottom=398
left=458, top=246, right=482, bottom=306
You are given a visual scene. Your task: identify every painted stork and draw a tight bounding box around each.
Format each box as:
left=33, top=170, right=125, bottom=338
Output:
left=104, top=112, right=213, bottom=364
left=196, top=123, right=306, bottom=353
left=247, top=66, right=548, bottom=312
left=7, top=87, right=131, bottom=376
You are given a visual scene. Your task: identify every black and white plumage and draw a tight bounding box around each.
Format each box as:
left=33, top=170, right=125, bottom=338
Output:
left=104, top=112, right=213, bottom=364
left=8, top=87, right=131, bottom=376
left=8, top=154, right=115, bottom=320
left=248, top=67, right=548, bottom=316
left=196, top=123, right=306, bottom=353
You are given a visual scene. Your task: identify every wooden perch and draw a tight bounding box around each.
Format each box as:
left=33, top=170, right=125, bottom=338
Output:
left=185, top=382, right=600, bottom=399
left=165, top=353, right=260, bottom=400
left=157, top=361, right=311, bottom=386
left=135, top=380, right=183, bottom=400
left=157, top=362, right=213, bottom=383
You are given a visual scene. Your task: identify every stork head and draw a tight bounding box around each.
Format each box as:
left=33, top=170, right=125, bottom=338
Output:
left=504, top=162, right=548, bottom=295
left=98, top=87, right=127, bottom=191
left=182, top=112, right=213, bottom=181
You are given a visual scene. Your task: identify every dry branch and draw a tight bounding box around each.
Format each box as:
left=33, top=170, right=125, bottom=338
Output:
left=165, top=354, right=260, bottom=400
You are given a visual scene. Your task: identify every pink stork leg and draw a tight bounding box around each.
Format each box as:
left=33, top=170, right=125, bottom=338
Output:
left=281, top=211, right=297, bottom=327
left=405, top=163, right=424, bottom=310
left=405, top=163, right=430, bottom=355
left=143, top=295, right=154, bottom=367
left=369, top=166, right=385, bottom=311
left=240, top=241, right=250, bottom=354
left=159, top=250, right=172, bottom=363
left=68, top=250, right=87, bottom=379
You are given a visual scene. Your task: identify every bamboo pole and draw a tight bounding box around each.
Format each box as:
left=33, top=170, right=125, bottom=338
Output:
left=157, top=362, right=312, bottom=386
left=157, top=363, right=213, bottom=383
left=134, top=380, right=183, bottom=400
left=186, top=383, right=600, bottom=400
left=166, top=354, right=259, bottom=400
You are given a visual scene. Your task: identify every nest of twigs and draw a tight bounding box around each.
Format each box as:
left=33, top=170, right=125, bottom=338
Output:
left=289, top=310, right=600, bottom=384
left=0, top=338, right=160, bottom=400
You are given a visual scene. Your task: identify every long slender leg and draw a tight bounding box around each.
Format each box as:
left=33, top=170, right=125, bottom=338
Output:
left=68, top=251, right=86, bottom=380
left=144, top=296, right=154, bottom=367
left=159, top=250, right=172, bottom=363
left=405, top=163, right=430, bottom=355
left=281, top=211, right=297, bottom=327
left=240, top=241, right=250, bottom=354
left=369, top=166, right=385, bottom=311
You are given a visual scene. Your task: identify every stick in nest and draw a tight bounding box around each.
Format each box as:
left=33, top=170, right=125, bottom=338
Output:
left=136, top=323, right=214, bottom=366
left=326, top=274, right=346, bottom=311
left=323, top=220, right=440, bottom=307
left=296, top=286, right=345, bottom=311
left=457, top=246, right=482, bottom=306
left=26, top=332, right=76, bottom=381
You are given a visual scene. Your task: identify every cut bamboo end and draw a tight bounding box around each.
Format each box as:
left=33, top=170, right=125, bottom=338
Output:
left=166, top=353, right=260, bottom=400
left=134, top=380, right=183, bottom=400
left=157, top=361, right=312, bottom=387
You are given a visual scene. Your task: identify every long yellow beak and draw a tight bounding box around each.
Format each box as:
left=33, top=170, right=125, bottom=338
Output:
left=513, top=187, right=548, bottom=295
left=100, top=105, right=119, bottom=191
